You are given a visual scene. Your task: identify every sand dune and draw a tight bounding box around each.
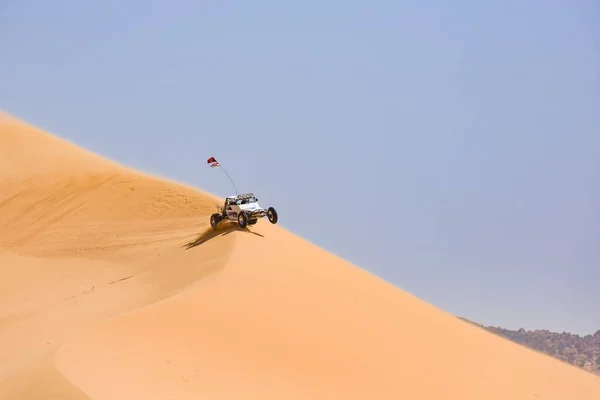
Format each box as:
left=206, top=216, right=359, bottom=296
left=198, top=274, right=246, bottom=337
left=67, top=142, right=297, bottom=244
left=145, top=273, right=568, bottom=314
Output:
left=1, top=112, right=599, bottom=399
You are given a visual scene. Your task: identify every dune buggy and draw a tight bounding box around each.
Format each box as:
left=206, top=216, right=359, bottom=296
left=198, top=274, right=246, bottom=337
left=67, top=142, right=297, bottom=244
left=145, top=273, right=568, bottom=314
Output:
left=210, top=193, right=278, bottom=230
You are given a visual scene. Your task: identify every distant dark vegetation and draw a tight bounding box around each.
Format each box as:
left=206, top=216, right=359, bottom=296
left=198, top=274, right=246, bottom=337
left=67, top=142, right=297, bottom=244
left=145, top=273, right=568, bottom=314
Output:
left=458, top=317, right=600, bottom=376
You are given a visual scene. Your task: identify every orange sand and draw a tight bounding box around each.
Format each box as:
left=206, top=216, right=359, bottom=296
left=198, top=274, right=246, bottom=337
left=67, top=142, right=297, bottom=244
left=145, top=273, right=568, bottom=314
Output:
left=1, top=112, right=599, bottom=399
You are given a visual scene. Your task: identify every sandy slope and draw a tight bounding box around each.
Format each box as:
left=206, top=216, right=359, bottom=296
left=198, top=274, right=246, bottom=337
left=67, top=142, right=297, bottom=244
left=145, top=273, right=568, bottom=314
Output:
left=1, top=113, right=599, bottom=399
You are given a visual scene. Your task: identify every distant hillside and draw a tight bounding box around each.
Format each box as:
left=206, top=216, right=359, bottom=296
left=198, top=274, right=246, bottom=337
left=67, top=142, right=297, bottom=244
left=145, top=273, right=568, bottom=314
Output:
left=459, top=317, right=600, bottom=376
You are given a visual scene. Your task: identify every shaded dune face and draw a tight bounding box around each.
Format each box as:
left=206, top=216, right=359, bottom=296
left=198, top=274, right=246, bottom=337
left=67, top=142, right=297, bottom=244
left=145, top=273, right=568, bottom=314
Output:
left=1, top=113, right=599, bottom=399
left=0, top=114, right=234, bottom=399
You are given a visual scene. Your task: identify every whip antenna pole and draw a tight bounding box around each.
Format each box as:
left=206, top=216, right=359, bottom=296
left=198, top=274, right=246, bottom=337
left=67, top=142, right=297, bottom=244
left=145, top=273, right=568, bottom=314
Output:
left=219, top=164, right=238, bottom=195
left=207, top=156, right=238, bottom=195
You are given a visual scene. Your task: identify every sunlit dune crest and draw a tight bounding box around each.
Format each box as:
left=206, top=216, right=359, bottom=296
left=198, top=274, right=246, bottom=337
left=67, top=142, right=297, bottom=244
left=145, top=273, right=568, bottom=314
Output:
left=1, top=112, right=599, bottom=399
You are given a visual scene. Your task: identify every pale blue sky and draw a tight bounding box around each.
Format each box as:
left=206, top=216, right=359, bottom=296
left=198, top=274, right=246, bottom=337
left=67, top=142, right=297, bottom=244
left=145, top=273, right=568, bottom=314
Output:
left=1, top=1, right=598, bottom=335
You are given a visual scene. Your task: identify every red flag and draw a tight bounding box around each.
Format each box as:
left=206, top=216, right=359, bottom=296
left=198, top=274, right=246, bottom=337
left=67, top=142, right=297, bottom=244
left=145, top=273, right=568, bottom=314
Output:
left=207, top=156, right=220, bottom=168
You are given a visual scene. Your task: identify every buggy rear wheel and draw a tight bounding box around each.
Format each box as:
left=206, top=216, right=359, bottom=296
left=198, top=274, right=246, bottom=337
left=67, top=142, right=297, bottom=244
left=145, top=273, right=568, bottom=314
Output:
left=238, top=211, right=249, bottom=229
left=210, top=213, right=221, bottom=230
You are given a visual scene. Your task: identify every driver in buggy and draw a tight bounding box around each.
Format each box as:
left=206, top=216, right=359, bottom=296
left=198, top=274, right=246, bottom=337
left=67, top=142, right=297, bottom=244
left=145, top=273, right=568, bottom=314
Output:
left=220, top=195, right=253, bottom=219
left=221, top=197, right=240, bottom=219
left=221, top=198, right=231, bottom=219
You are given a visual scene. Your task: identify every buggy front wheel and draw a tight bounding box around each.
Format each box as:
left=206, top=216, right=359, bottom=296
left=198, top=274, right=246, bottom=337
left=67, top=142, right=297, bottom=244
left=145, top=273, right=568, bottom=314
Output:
left=267, top=207, right=278, bottom=224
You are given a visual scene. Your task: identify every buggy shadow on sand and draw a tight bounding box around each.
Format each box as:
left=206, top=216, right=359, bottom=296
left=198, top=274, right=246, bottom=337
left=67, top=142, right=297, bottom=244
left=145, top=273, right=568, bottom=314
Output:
left=184, top=222, right=264, bottom=250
